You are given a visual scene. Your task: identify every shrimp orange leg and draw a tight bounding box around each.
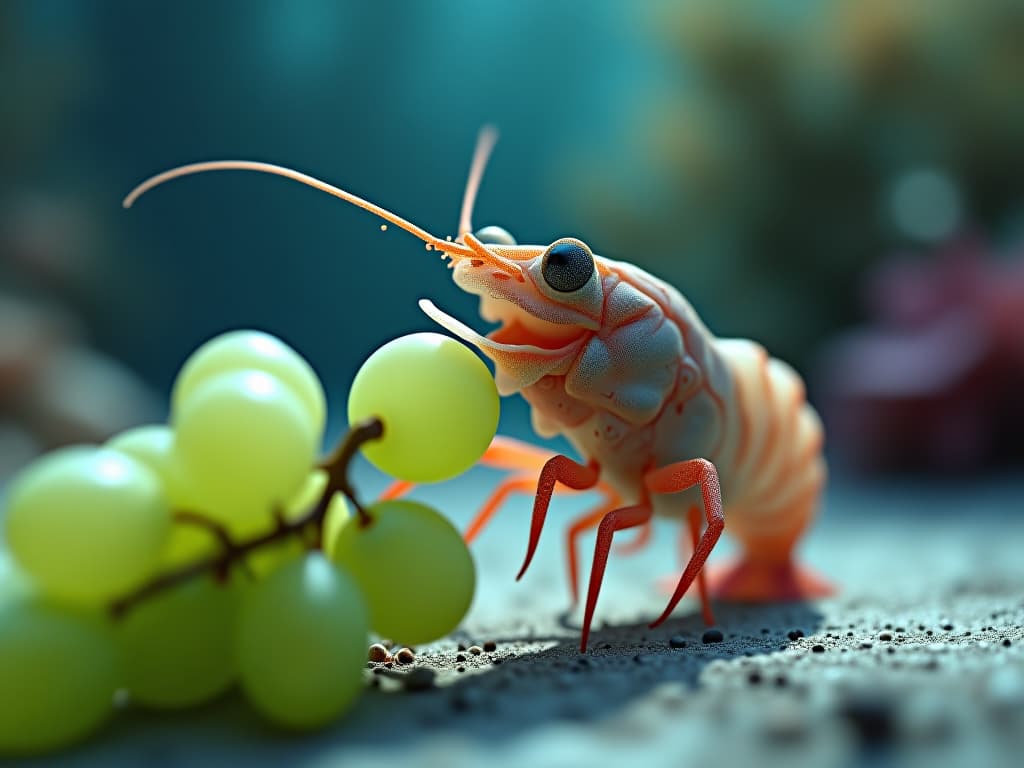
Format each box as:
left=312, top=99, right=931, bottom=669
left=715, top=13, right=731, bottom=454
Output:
left=378, top=479, right=415, bottom=501
left=464, top=475, right=536, bottom=544
left=516, top=455, right=601, bottom=580
left=565, top=495, right=621, bottom=607
left=378, top=435, right=556, bottom=540
left=686, top=506, right=715, bottom=625
left=655, top=511, right=714, bottom=621
left=579, top=502, right=654, bottom=651
left=648, top=459, right=725, bottom=628
left=615, top=519, right=652, bottom=555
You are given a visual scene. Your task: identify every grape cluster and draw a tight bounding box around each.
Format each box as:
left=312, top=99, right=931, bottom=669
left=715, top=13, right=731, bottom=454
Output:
left=0, top=329, right=499, bottom=755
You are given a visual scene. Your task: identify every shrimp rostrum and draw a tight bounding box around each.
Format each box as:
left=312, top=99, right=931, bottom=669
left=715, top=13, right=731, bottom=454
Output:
left=125, top=128, right=833, bottom=652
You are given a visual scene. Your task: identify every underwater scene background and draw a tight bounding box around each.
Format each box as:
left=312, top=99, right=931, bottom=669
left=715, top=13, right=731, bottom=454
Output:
left=2, top=0, right=1022, bottom=475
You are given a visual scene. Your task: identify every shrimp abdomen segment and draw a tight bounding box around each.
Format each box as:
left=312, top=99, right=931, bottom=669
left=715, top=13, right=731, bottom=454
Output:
left=699, top=337, right=831, bottom=601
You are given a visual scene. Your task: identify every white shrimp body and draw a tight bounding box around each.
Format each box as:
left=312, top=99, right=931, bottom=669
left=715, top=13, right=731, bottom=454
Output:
left=517, top=256, right=826, bottom=545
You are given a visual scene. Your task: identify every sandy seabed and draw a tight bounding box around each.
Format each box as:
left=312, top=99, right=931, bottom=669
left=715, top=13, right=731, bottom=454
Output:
left=26, top=471, right=1024, bottom=768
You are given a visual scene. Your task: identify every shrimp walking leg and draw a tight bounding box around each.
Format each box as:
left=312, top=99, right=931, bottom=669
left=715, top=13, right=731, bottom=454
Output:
left=464, top=475, right=536, bottom=543
left=615, top=519, right=653, bottom=555
left=516, top=455, right=601, bottom=580
left=687, top=506, right=715, bottom=625
left=580, top=503, right=654, bottom=652
left=565, top=495, right=621, bottom=607
left=647, top=459, right=725, bottom=628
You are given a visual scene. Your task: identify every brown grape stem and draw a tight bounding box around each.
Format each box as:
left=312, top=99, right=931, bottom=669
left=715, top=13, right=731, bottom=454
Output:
left=109, top=417, right=385, bottom=618
left=317, top=416, right=382, bottom=529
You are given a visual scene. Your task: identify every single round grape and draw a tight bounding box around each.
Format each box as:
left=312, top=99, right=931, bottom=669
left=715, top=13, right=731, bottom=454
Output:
left=286, top=468, right=329, bottom=515
left=173, top=370, right=319, bottom=535
left=236, top=553, right=368, bottom=729
left=106, top=425, right=194, bottom=508
left=107, top=426, right=216, bottom=566
left=173, top=330, right=326, bottom=435
left=0, top=595, right=118, bottom=755
left=331, top=500, right=475, bottom=644
left=347, top=332, right=499, bottom=483
left=116, top=577, right=238, bottom=709
left=5, top=447, right=172, bottom=604
left=322, top=493, right=351, bottom=558
left=0, top=552, right=31, bottom=604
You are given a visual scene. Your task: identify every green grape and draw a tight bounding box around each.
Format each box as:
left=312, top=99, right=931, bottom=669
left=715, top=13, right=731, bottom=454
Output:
left=322, top=493, right=351, bottom=558
left=331, top=499, right=474, bottom=644
left=107, top=425, right=217, bottom=566
left=236, top=553, right=368, bottom=729
left=160, top=521, right=219, bottom=568
left=347, top=332, right=499, bottom=483
left=173, top=370, right=319, bottom=535
left=106, top=424, right=195, bottom=508
left=5, top=447, right=171, bottom=604
left=116, top=577, right=238, bottom=709
left=0, top=552, right=31, bottom=604
left=247, top=476, right=351, bottom=575
left=0, top=593, right=118, bottom=755
left=286, top=468, right=329, bottom=515
left=173, top=330, right=326, bottom=435
left=281, top=471, right=351, bottom=547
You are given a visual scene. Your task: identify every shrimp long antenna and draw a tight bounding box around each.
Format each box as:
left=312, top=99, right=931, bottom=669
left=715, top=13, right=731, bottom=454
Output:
left=122, top=160, right=476, bottom=259
left=457, top=125, right=498, bottom=239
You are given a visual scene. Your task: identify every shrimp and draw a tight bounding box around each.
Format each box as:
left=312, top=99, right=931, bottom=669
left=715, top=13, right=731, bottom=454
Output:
left=124, top=127, right=833, bottom=652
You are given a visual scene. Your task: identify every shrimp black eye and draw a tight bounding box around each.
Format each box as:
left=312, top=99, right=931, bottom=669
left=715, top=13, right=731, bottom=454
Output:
left=541, top=240, right=594, bottom=293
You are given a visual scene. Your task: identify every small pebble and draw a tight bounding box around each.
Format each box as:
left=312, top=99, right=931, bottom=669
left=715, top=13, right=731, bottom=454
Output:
left=458, top=643, right=467, bottom=651
left=1003, top=639, right=1012, bottom=647
left=787, top=630, right=804, bottom=641
left=702, top=629, right=724, bottom=644
left=878, top=633, right=893, bottom=641
left=456, top=654, right=467, bottom=663
left=811, top=644, right=825, bottom=653
left=395, top=647, right=415, bottom=665
left=469, top=645, right=483, bottom=655
left=368, top=643, right=390, bottom=663
left=483, top=640, right=497, bottom=652
left=748, top=671, right=763, bottom=685
left=669, top=635, right=688, bottom=648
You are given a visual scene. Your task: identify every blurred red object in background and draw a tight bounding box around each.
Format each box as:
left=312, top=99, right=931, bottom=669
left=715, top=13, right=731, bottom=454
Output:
left=818, top=238, right=1024, bottom=473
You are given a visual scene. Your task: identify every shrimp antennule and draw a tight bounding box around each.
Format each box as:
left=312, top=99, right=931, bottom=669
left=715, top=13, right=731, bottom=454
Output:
left=457, top=125, right=498, bottom=240
left=122, top=160, right=477, bottom=260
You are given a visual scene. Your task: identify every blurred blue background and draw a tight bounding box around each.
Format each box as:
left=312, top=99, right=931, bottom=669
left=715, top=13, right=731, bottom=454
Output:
left=2, top=0, right=1022, bottom=479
